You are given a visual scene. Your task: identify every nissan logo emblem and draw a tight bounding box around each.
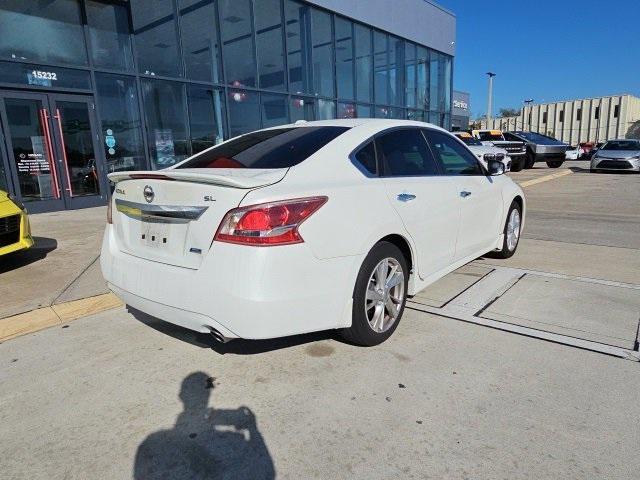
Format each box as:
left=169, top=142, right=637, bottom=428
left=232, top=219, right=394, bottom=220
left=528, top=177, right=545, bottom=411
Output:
left=143, top=185, right=154, bottom=203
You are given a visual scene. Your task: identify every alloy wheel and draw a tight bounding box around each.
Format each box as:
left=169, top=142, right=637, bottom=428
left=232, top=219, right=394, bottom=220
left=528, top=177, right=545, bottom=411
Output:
left=506, top=209, right=521, bottom=251
left=365, top=258, right=405, bottom=333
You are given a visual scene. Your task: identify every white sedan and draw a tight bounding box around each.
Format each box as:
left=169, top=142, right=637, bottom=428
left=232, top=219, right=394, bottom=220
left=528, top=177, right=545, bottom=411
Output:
left=102, top=119, right=525, bottom=346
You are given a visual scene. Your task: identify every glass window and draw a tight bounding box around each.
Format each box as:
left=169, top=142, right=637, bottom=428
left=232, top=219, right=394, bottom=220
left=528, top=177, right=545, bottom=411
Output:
left=354, top=24, right=372, bottom=103
left=375, top=106, right=389, bottom=119
left=130, top=0, right=181, bottom=77
left=261, top=94, right=289, bottom=128
left=219, top=0, right=256, bottom=87
left=353, top=141, right=377, bottom=175
left=285, top=0, right=312, bottom=95
left=559, top=110, right=564, bottom=122
left=290, top=97, right=315, bottom=122
left=376, top=128, right=439, bottom=176
left=337, top=102, right=356, bottom=119
left=576, top=108, right=582, bottom=121
left=429, top=51, right=440, bottom=112
left=405, top=43, right=416, bottom=108
left=416, top=46, right=428, bottom=110
left=613, top=105, right=619, bottom=118
left=86, top=0, right=134, bottom=71
left=228, top=90, right=260, bottom=137
left=443, top=55, right=452, bottom=113
left=424, top=129, right=483, bottom=176
left=335, top=17, right=354, bottom=100
left=311, top=9, right=334, bottom=98
left=389, top=107, right=405, bottom=119
left=187, top=86, right=225, bottom=155
left=141, top=79, right=189, bottom=168
left=177, top=127, right=349, bottom=169
left=179, top=0, right=222, bottom=82
left=389, top=37, right=404, bottom=106
left=95, top=74, right=147, bottom=173
left=317, top=99, right=335, bottom=120
left=0, top=0, right=87, bottom=66
left=357, top=104, right=372, bottom=118
left=373, top=32, right=388, bottom=105
left=255, top=0, right=286, bottom=91
left=594, top=106, right=600, bottom=120
left=0, top=157, right=7, bottom=192
left=407, top=109, right=425, bottom=122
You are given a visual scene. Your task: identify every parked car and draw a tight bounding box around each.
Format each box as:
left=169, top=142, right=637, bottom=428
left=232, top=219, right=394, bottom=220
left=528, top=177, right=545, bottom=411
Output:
left=565, top=145, right=582, bottom=160
left=585, top=142, right=605, bottom=160
left=453, top=132, right=511, bottom=171
left=0, top=190, right=33, bottom=257
left=471, top=130, right=527, bottom=172
left=504, top=131, right=569, bottom=168
left=590, top=139, right=640, bottom=173
left=102, top=119, right=525, bottom=346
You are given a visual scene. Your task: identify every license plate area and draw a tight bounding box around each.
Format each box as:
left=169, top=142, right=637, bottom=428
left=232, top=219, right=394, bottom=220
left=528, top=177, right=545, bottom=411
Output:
left=140, top=216, right=170, bottom=248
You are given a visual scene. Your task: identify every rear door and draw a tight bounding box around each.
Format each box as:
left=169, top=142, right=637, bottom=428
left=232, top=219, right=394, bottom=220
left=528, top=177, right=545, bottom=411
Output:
left=376, top=128, right=460, bottom=278
left=423, top=129, right=502, bottom=260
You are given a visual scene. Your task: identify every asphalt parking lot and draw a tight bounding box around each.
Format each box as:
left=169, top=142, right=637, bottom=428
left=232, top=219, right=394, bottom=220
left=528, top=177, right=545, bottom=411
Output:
left=1, top=160, right=639, bottom=479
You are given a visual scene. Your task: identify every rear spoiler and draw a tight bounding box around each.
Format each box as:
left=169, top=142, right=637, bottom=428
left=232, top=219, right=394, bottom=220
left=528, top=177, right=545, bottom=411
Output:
left=107, top=169, right=285, bottom=189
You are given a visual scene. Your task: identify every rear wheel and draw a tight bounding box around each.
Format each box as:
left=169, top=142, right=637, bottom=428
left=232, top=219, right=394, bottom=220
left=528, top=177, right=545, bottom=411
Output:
left=488, top=201, right=522, bottom=259
left=546, top=160, right=563, bottom=168
left=510, top=155, right=525, bottom=172
left=341, top=241, right=408, bottom=346
left=524, top=152, right=536, bottom=169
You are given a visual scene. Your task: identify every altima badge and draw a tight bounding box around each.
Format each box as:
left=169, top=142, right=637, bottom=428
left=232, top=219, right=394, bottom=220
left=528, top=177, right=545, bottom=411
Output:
left=143, top=185, right=154, bottom=203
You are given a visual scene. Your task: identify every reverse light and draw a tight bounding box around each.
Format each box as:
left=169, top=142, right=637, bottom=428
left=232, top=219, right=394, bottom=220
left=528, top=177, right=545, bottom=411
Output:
left=214, top=196, right=328, bottom=246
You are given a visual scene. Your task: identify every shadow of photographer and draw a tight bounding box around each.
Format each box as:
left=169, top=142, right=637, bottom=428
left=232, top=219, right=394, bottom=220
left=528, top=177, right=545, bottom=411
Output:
left=134, top=372, right=275, bottom=479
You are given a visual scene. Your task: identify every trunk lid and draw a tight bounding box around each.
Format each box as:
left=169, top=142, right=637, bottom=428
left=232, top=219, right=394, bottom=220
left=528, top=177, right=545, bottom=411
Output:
left=108, top=168, right=287, bottom=269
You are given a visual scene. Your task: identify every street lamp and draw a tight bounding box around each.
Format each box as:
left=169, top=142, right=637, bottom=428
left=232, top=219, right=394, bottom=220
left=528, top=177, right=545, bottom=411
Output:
left=523, top=99, right=534, bottom=129
left=486, top=72, right=496, bottom=123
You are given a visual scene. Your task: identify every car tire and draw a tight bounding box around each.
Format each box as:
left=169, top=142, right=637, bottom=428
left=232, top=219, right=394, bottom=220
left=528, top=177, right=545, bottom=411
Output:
left=546, top=160, right=563, bottom=168
left=510, top=156, right=525, bottom=172
left=524, top=152, right=536, bottom=169
left=487, top=201, right=522, bottom=259
left=341, top=241, right=409, bottom=346
left=590, top=168, right=599, bottom=173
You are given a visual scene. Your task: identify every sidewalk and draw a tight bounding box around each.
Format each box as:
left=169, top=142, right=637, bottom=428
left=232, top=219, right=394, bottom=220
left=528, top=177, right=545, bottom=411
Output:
left=0, top=207, right=109, bottom=319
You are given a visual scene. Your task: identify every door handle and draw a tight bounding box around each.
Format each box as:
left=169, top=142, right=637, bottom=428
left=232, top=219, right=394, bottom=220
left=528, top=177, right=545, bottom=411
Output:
left=397, top=193, right=416, bottom=202
left=460, top=191, right=472, bottom=198
left=39, top=109, right=61, bottom=199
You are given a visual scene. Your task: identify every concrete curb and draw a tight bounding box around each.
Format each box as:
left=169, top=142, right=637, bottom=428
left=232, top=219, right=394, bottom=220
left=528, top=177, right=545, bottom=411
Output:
left=519, top=169, right=572, bottom=188
left=0, top=293, right=123, bottom=343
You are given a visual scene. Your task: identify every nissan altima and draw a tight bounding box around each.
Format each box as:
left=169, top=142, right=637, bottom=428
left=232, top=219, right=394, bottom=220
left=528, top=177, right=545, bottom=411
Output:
left=101, top=120, right=525, bottom=346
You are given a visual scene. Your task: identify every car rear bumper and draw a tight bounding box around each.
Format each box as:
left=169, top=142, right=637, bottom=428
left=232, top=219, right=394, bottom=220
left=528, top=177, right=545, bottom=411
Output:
left=101, top=225, right=362, bottom=340
left=0, top=208, right=33, bottom=257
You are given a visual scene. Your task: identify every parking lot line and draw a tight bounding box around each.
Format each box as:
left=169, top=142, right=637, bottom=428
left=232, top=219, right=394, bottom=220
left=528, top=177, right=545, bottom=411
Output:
left=519, top=169, right=572, bottom=188
left=0, top=293, right=123, bottom=342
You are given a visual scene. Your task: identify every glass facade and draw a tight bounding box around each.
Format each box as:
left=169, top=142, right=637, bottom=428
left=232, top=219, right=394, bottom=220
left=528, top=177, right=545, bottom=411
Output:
left=0, top=0, right=453, bottom=208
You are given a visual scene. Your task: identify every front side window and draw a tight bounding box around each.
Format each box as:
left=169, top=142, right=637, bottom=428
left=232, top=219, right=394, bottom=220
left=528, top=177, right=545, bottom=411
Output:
left=424, top=130, right=483, bottom=176
left=176, top=126, right=349, bottom=169
left=376, top=129, right=439, bottom=176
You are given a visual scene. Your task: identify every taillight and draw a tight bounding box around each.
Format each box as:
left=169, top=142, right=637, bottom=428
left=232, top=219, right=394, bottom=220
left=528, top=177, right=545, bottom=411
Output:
left=107, top=197, right=113, bottom=224
left=214, top=196, right=328, bottom=246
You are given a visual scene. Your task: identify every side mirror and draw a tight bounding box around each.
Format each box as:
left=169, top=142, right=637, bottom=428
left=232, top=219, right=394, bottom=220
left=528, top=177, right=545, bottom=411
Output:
left=487, top=159, right=505, bottom=176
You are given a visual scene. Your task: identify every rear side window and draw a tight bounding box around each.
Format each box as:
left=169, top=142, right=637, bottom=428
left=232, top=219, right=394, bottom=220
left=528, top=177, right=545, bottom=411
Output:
left=354, top=141, right=377, bottom=175
left=376, top=128, right=439, bottom=176
left=176, top=126, right=349, bottom=169
left=424, top=129, right=484, bottom=176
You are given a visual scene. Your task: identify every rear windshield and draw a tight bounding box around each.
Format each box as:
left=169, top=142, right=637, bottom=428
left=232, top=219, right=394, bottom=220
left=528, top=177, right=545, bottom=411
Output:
left=602, top=140, right=640, bottom=151
left=477, top=132, right=504, bottom=141
left=512, top=131, right=565, bottom=145
left=176, top=126, right=349, bottom=169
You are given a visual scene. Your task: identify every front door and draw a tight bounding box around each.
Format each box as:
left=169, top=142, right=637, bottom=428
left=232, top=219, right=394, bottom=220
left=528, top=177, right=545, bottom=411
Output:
left=0, top=91, right=107, bottom=213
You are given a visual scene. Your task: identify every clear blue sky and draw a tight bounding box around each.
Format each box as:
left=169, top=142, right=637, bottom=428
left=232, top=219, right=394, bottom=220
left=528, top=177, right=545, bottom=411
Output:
left=437, top=0, right=640, bottom=118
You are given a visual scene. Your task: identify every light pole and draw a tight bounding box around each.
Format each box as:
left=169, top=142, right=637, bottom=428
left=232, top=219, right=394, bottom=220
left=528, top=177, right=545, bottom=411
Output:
left=523, top=98, right=534, bottom=130
left=486, top=72, right=496, bottom=124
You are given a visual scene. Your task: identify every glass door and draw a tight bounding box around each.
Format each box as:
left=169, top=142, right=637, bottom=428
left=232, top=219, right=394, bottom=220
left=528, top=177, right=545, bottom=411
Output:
left=0, top=91, right=107, bottom=212
left=0, top=91, right=65, bottom=212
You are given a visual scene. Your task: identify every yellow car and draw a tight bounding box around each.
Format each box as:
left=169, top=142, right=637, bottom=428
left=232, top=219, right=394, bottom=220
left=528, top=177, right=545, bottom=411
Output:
left=0, top=190, right=33, bottom=256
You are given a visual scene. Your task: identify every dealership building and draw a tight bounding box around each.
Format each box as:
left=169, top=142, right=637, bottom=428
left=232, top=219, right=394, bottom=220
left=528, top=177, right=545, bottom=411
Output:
left=451, top=90, right=470, bottom=130
left=0, top=0, right=455, bottom=212
left=480, top=94, right=640, bottom=146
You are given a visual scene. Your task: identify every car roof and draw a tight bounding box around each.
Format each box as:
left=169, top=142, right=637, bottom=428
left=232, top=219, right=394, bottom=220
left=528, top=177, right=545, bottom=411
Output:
left=265, top=118, right=451, bottom=134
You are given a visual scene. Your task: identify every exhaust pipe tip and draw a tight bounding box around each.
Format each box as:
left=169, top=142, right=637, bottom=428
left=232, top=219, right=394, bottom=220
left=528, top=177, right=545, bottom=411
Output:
left=208, top=327, right=230, bottom=344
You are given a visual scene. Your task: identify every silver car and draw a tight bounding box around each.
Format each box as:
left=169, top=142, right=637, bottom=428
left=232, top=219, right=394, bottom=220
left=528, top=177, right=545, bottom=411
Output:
left=591, top=139, right=640, bottom=173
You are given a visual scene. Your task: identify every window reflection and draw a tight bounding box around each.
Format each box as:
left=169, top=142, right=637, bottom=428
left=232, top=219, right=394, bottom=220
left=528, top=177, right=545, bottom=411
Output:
left=228, top=90, right=260, bottom=137
left=220, top=0, right=256, bottom=87
left=373, top=32, right=388, bottom=105
left=187, top=86, right=225, bottom=154
left=335, top=18, right=354, bottom=100
left=285, top=0, right=312, bottom=95
left=355, top=25, right=372, bottom=104
left=180, top=0, right=222, bottom=82
left=87, top=0, right=134, bottom=71
left=130, top=0, right=181, bottom=77
left=141, top=80, right=189, bottom=168
left=255, top=0, right=286, bottom=91
left=389, top=36, right=405, bottom=106
left=95, top=74, right=146, bottom=172
left=337, top=102, right=356, bottom=119
left=0, top=0, right=87, bottom=66
left=311, top=9, right=334, bottom=98
left=404, top=43, right=416, bottom=108
left=317, top=99, right=335, bottom=120
left=416, top=46, right=429, bottom=110
left=261, top=94, right=289, bottom=128
left=290, top=97, right=315, bottom=122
